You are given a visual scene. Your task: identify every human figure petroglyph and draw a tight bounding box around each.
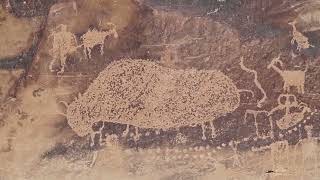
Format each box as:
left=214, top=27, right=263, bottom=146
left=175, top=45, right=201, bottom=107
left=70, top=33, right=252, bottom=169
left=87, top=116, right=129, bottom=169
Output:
left=289, top=20, right=314, bottom=51
left=267, top=54, right=307, bottom=94
left=80, top=23, right=118, bottom=59
left=302, top=125, right=318, bottom=174
left=49, top=24, right=78, bottom=75
left=240, top=57, right=267, bottom=108
left=270, top=140, right=289, bottom=172
left=229, top=141, right=242, bottom=168
left=294, top=125, right=319, bottom=175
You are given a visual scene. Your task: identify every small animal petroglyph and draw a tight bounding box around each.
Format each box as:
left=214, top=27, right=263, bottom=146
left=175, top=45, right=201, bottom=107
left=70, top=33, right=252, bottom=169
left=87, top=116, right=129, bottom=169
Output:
left=267, top=54, right=307, bottom=94
left=80, top=23, right=118, bottom=59
left=240, top=57, right=267, bottom=108
left=66, top=59, right=240, bottom=141
left=49, top=24, right=78, bottom=75
left=289, top=20, right=313, bottom=51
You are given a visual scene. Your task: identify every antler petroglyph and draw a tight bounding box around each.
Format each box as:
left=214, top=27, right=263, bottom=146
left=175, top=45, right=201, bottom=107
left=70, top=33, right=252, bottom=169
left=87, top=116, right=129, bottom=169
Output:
left=240, top=57, right=267, bottom=108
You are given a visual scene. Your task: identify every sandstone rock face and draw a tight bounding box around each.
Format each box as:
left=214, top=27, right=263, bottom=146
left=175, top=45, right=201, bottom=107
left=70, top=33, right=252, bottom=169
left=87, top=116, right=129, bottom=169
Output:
left=0, top=7, right=42, bottom=59
left=138, top=9, right=240, bottom=70
left=1, top=1, right=320, bottom=179
left=0, top=69, right=24, bottom=101
left=67, top=59, right=240, bottom=136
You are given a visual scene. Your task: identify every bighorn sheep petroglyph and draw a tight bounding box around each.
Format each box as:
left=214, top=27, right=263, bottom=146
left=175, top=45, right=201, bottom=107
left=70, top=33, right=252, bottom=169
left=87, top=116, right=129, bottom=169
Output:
left=267, top=55, right=307, bottom=94
left=65, top=59, right=241, bottom=143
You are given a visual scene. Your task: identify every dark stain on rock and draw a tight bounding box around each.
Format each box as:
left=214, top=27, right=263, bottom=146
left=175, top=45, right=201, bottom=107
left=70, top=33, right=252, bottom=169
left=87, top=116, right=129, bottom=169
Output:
left=9, top=0, right=56, bottom=17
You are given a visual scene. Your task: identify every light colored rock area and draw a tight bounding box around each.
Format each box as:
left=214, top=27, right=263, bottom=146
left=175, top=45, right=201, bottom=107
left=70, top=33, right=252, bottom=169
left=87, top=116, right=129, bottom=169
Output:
left=0, top=7, right=42, bottom=59
left=46, top=0, right=136, bottom=34
left=9, top=137, right=320, bottom=180
left=0, top=69, right=24, bottom=101
left=67, top=59, right=240, bottom=136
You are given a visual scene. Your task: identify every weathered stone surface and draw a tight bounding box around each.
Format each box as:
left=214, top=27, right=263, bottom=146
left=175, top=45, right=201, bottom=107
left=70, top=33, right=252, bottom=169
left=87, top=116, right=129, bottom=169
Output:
left=0, top=69, right=24, bottom=101
left=136, top=9, right=241, bottom=70
left=0, top=6, right=42, bottom=59
left=1, top=0, right=320, bottom=180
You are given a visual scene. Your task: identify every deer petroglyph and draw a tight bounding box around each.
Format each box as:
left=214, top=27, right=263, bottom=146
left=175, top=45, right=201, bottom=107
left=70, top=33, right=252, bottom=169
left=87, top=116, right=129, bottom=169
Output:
left=267, top=54, right=307, bottom=94
left=240, top=57, right=267, bottom=108
left=66, top=59, right=240, bottom=140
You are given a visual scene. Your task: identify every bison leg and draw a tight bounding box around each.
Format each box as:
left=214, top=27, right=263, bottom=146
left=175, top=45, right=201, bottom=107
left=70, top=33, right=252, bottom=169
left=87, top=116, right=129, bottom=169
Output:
left=209, top=121, right=216, bottom=139
left=201, top=123, right=207, bottom=140
left=122, top=124, right=130, bottom=137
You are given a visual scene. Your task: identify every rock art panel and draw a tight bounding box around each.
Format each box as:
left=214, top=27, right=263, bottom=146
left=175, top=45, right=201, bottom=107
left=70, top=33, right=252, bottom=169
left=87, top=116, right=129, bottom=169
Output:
left=1, top=1, right=320, bottom=180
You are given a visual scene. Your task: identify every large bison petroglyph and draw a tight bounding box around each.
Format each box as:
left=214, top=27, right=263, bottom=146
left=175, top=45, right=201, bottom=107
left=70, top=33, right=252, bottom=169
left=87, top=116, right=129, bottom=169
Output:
left=66, top=59, right=240, bottom=138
